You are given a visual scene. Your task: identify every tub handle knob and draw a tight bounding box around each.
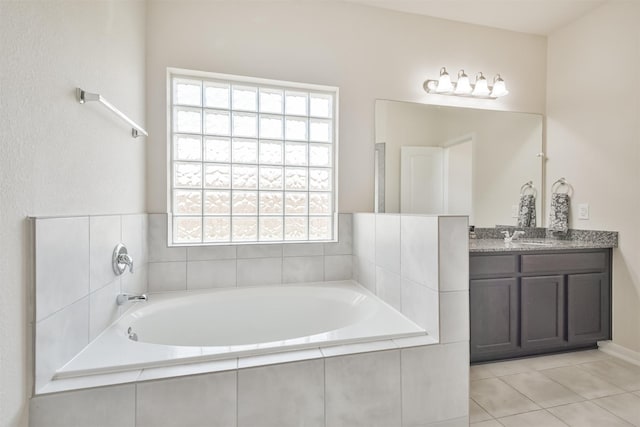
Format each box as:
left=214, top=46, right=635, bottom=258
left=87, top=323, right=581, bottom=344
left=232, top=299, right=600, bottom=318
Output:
left=127, top=327, right=138, bottom=342
left=113, top=243, right=134, bottom=275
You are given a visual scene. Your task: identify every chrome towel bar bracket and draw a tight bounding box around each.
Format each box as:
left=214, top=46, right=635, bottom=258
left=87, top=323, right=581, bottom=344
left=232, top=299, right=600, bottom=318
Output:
left=76, top=88, right=148, bottom=138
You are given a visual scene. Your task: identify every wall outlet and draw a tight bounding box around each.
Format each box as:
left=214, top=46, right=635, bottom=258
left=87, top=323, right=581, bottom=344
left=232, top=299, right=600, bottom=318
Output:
left=511, top=205, right=519, bottom=218
left=578, top=203, right=590, bottom=220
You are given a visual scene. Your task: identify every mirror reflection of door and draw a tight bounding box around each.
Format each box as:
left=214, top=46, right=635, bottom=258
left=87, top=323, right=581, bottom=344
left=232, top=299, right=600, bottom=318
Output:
left=401, top=136, right=473, bottom=218
left=375, top=100, right=543, bottom=227
left=401, top=146, right=444, bottom=214
left=443, top=135, right=473, bottom=222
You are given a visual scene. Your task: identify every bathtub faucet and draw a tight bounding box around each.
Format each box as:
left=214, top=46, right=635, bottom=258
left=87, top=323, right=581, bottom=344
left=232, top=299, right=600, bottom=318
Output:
left=116, top=293, right=147, bottom=305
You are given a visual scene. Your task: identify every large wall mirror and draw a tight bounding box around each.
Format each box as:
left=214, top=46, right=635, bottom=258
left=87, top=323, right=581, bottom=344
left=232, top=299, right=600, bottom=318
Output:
left=375, top=100, right=543, bottom=227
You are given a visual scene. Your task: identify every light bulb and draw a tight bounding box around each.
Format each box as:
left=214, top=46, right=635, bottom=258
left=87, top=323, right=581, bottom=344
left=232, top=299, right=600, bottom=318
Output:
left=436, top=67, right=453, bottom=93
left=454, top=69, right=472, bottom=95
left=490, top=74, right=509, bottom=97
left=472, top=72, right=490, bottom=97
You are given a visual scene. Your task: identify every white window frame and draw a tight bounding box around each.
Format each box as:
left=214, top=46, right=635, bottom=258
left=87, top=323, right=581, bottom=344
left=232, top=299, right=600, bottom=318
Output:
left=166, top=68, right=339, bottom=246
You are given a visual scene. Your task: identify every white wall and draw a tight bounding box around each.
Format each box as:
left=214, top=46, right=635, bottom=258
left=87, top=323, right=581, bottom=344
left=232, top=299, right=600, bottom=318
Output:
left=146, top=0, right=547, bottom=214
left=546, top=1, right=640, bottom=353
left=0, top=2, right=146, bottom=426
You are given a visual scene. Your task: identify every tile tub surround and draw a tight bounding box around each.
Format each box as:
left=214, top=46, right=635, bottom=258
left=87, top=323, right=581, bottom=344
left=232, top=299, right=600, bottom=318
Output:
left=147, top=213, right=353, bottom=291
left=353, top=213, right=470, bottom=343
left=31, top=212, right=469, bottom=426
left=32, top=214, right=149, bottom=394
left=30, top=341, right=469, bottom=427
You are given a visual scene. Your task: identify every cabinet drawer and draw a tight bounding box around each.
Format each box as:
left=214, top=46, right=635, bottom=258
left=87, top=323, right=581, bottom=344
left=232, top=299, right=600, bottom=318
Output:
left=470, top=255, right=518, bottom=277
left=521, top=251, right=607, bottom=274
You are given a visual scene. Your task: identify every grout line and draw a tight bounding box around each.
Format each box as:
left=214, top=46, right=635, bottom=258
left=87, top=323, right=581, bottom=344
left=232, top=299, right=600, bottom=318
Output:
left=477, top=354, right=637, bottom=425
left=35, top=292, right=90, bottom=325
left=133, top=382, right=138, bottom=426
left=184, top=256, right=189, bottom=290
left=590, top=393, right=638, bottom=426
left=87, top=217, right=92, bottom=344
left=398, top=348, right=403, bottom=427
left=323, top=357, right=327, bottom=427
left=495, top=376, right=542, bottom=410
left=541, top=409, right=571, bottom=426
left=236, top=369, right=240, bottom=427
left=469, top=396, right=494, bottom=417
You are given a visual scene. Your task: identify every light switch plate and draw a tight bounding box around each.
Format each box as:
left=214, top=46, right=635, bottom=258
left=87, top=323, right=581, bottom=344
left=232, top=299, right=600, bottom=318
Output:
left=511, top=205, right=519, bottom=218
left=578, top=203, right=590, bottom=220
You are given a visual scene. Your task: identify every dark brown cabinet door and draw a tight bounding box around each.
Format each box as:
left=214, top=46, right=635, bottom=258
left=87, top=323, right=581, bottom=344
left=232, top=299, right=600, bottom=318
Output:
left=567, top=273, right=610, bottom=344
left=521, top=275, right=565, bottom=349
left=470, top=278, right=519, bottom=359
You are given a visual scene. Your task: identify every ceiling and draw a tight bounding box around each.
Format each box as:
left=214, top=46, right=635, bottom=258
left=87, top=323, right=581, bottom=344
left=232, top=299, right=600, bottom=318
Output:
left=344, top=0, right=607, bottom=35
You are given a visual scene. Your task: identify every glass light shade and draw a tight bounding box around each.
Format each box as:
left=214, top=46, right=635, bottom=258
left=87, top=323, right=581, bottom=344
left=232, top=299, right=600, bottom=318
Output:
left=472, top=73, right=490, bottom=96
left=454, top=74, right=472, bottom=95
left=490, top=76, right=509, bottom=97
left=436, top=68, right=453, bottom=93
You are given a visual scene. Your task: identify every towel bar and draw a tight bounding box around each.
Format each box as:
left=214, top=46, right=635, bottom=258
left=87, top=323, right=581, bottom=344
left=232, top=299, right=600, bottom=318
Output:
left=76, top=88, right=148, bottom=138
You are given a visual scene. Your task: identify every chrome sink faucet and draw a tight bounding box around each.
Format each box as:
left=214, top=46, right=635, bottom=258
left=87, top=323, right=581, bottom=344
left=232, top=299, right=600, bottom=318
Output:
left=502, top=230, right=525, bottom=243
left=116, top=293, right=147, bottom=305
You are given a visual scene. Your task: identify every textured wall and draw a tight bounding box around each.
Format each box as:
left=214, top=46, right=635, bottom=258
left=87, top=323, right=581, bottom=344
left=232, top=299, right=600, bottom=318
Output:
left=546, top=1, right=640, bottom=353
left=0, top=2, right=146, bottom=426
left=145, top=0, right=547, bottom=214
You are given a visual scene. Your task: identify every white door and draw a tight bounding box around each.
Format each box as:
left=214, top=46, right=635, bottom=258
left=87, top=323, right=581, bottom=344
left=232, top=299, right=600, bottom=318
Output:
left=443, top=137, right=473, bottom=218
left=401, top=146, right=444, bottom=214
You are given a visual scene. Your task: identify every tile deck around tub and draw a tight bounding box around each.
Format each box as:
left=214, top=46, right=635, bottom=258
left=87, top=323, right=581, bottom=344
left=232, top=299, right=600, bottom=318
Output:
left=38, top=332, right=438, bottom=395
left=470, top=349, right=640, bottom=426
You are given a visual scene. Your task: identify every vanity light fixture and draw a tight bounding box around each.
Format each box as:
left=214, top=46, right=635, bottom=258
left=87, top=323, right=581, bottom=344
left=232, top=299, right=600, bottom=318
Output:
left=453, top=70, right=472, bottom=95
left=471, top=72, right=491, bottom=97
left=490, top=74, right=509, bottom=97
left=423, top=67, right=509, bottom=99
left=435, top=67, right=453, bottom=93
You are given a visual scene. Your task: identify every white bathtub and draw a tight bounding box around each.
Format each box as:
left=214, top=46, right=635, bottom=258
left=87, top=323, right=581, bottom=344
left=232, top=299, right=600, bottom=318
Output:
left=56, top=281, right=426, bottom=379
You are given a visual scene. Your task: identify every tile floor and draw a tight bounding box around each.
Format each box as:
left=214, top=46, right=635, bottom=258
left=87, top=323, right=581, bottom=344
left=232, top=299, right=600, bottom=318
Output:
left=470, top=349, right=640, bottom=426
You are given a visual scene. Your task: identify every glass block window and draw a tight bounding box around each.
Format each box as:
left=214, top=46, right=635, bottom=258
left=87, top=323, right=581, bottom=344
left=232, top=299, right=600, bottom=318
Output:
left=169, top=70, right=338, bottom=245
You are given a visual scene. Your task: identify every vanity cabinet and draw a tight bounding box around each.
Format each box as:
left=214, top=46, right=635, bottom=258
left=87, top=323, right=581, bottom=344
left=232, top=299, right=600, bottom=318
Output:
left=470, top=249, right=611, bottom=363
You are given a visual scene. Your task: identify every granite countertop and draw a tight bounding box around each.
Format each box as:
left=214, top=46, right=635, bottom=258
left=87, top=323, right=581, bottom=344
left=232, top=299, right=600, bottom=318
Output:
left=469, top=238, right=617, bottom=253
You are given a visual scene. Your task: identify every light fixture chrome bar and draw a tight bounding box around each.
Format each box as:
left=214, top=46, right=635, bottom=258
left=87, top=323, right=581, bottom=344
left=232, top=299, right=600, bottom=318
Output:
left=423, top=80, right=500, bottom=99
left=76, top=88, right=148, bottom=138
left=423, top=67, right=509, bottom=100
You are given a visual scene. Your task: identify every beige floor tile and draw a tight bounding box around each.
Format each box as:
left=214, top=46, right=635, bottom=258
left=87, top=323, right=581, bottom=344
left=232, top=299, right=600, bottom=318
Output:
left=521, top=353, right=577, bottom=371
left=635, top=391, right=640, bottom=398
left=592, top=393, right=640, bottom=426
left=498, top=409, right=568, bottom=427
left=548, top=401, right=632, bottom=427
left=471, top=364, right=495, bottom=380
left=552, top=349, right=609, bottom=365
left=579, top=358, right=640, bottom=392
left=470, top=399, right=493, bottom=423
left=500, top=371, right=583, bottom=408
left=471, top=420, right=503, bottom=427
left=485, top=359, right=533, bottom=377
left=470, top=378, right=540, bottom=418
left=540, top=365, right=625, bottom=399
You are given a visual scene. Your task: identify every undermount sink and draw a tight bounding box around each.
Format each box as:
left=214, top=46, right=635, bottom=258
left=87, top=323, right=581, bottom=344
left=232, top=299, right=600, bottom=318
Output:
left=512, top=241, right=554, bottom=247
